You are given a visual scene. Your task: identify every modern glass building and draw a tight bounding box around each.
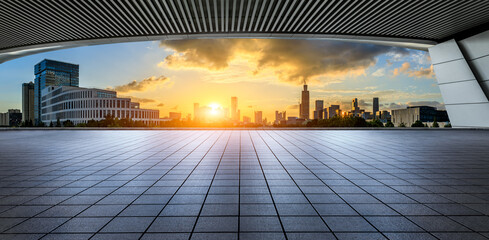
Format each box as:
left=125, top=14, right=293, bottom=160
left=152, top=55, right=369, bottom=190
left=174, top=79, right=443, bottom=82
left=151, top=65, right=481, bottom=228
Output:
left=34, top=59, right=79, bottom=124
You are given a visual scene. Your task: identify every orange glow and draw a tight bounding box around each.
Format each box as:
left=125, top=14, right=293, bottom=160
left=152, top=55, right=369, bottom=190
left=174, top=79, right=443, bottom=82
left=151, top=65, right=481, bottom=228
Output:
left=208, top=103, right=221, bottom=115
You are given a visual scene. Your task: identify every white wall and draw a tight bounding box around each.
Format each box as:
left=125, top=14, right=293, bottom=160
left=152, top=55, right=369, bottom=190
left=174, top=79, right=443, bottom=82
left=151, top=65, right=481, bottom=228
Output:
left=429, top=34, right=489, bottom=128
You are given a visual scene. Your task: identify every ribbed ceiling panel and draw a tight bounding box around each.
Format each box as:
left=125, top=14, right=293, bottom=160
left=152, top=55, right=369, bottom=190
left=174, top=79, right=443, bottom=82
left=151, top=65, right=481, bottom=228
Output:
left=1, top=0, right=489, bottom=50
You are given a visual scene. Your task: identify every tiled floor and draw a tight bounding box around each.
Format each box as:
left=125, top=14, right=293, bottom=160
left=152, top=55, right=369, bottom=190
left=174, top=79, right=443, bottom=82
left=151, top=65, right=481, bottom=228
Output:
left=0, top=130, right=489, bottom=240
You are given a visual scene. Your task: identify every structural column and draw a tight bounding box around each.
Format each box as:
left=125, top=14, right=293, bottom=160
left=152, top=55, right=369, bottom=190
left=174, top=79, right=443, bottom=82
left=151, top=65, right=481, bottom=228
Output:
left=429, top=31, right=489, bottom=128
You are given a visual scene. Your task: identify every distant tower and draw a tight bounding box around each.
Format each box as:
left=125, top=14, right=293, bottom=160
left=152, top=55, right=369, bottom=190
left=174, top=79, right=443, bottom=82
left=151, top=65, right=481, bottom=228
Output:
left=314, top=100, right=324, bottom=120
left=254, top=111, right=263, bottom=124
left=373, top=97, right=379, bottom=119
left=194, top=103, right=200, bottom=121
left=300, top=84, right=310, bottom=119
left=231, top=97, right=238, bottom=121
left=352, top=98, right=359, bottom=116
left=328, top=105, right=340, bottom=119
left=22, top=82, right=35, bottom=123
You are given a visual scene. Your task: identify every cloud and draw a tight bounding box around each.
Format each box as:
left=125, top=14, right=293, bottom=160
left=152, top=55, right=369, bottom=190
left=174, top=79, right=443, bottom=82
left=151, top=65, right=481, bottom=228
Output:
left=392, top=62, right=434, bottom=79
left=408, top=65, right=434, bottom=79
left=119, top=95, right=156, bottom=103
left=359, top=99, right=372, bottom=107
left=385, top=101, right=444, bottom=110
left=159, top=39, right=408, bottom=85
left=392, top=62, right=411, bottom=77
left=287, top=104, right=300, bottom=109
left=387, top=102, right=407, bottom=109
left=372, top=68, right=385, bottom=77
left=170, top=105, right=178, bottom=110
left=110, top=76, right=170, bottom=93
left=157, top=103, right=164, bottom=107
left=407, top=101, right=445, bottom=110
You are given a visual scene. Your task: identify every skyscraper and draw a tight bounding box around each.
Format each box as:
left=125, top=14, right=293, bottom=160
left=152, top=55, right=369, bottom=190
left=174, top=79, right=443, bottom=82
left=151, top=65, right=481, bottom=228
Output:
left=328, top=105, right=340, bottom=119
left=275, top=111, right=286, bottom=124
left=34, top=59, right=79, bottom=123
left=300, top=84, right=309, bottom=119
left=314, top=100, right=324, bottom=120
left=22, top=82, right=35, bottom=123
left=231, top=96, right=238, bottom=121
left=194, top=103, right=200, bottom=121
left=352, top=98, right=359, bottom=116
left=373, top=97, right=379, bottom=119
left=254, top=111, right=263, bottom=124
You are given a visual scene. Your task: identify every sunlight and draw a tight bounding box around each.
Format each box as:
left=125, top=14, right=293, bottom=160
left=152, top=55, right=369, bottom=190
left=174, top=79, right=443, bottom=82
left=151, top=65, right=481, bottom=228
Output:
left=208, top=103, right=221, bottom=115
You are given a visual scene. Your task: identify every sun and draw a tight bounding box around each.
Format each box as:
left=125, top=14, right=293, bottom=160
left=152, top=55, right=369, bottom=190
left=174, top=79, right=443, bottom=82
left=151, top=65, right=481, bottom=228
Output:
left=208, top=103, right=221, bottom=115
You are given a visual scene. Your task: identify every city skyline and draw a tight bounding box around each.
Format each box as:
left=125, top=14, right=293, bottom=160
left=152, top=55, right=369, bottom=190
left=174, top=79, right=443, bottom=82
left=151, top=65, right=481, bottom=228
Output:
left=0, top=39, right=443, bottom=121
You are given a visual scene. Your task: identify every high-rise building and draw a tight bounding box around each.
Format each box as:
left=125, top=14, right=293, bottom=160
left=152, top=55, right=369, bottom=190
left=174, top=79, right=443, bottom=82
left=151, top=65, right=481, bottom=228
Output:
left=328, top=105, right=340, bottom=118
left=351, top=98, right=359, bottom=116
left=0, top=109, right=22, bottom=127
left=231, top=97, right=238, bottom=121
left=22, top=82, right=35, bottom=123
left=376, top=110, right=392, bottom=123
left=373, top=97, right=379, bottom=118
left=194, top=103, right=200, bottom=121
left=254, top=111, right=263, bottom=124
left=243, top=116, right=251, bottom=124
left=314, top=100, right=324, bottom=120
left=34, top=59, right=79, bottom=124
left=275, top=111, right=286, bottom=124
left=169, top=112, right=182, bottom=120
left=300, top=84, right=309, bottom=119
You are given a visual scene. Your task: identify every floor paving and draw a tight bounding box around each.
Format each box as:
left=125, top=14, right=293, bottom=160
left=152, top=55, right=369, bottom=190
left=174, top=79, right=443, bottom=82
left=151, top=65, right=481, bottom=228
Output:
left=0, top=129, right=488, bottom=239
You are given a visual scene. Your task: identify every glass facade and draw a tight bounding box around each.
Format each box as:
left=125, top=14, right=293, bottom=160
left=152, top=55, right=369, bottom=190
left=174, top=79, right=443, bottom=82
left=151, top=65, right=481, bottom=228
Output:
left=34, top=59, right=79, bottom=123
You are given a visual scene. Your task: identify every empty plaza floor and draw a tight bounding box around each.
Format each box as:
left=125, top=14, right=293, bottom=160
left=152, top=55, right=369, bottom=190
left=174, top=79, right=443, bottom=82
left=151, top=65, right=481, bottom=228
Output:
left=0, top=130, right=489, bottom=240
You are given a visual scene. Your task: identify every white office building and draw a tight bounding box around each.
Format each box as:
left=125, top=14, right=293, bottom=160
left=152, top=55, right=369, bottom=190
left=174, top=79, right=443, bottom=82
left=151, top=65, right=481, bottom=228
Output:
left=41, top=86, right=160, bottom=125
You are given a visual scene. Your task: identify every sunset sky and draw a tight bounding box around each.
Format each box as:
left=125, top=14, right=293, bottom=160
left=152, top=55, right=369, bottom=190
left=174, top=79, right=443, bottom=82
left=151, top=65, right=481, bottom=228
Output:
left=0, top=39, right=442, bottom=120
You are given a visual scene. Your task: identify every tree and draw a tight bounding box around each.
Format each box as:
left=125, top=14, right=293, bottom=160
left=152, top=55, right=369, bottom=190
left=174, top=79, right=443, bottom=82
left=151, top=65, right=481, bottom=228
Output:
left=368, top=119, right=384, bottom=127
left=63, top=120, right=74, bottom=127
left=399, top=122, right=406, bottom=127
left=431, top=117, right=440, bottom=127
left=49, top=121, right=54, bottom=127
left=411, top=120, right=425, bottom=127
left=444, top=123, right=452, bottom=128
left=432, top=121, right=439, bottom=128
left=385, top=121, right=394, bottom=127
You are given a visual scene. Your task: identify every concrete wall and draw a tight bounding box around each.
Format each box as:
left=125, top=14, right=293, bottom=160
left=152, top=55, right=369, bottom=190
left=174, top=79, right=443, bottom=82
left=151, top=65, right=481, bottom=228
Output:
left=429, top=32, right=489, bottom=128
left=392, top=108, right=420, bottom=127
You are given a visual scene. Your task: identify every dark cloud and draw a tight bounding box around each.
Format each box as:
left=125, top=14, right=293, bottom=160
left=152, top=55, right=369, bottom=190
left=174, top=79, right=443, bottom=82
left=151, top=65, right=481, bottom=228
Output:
left=384, top=103, right=405, bottom=110
left=385, top=101, right=445, bottom=111
left=119, top=95, right=155, bottom=103
left=111, top=76, right=169, bottom=93
left=359, top=99, right=372, bottom=108
left=160, top=39, right=408, bottom=85
left=407, top=101, right=445, bottom=110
